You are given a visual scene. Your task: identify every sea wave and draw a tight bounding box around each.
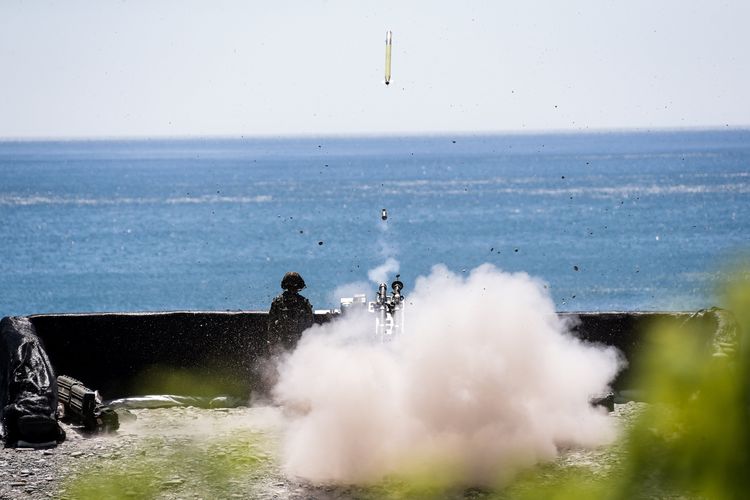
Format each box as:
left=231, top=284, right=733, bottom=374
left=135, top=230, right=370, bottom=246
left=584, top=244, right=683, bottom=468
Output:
left=370, top=182, right=750, bottom=198
left=521, top=183, right=750, bottom=197
left=0, top=194, right=273, bottom=206
left=576, top=152, right=724, bottom=161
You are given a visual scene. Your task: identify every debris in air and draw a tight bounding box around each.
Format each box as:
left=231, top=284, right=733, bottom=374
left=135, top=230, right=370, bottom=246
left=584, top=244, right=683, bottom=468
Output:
left=381, top=208, right=388, bottom=221
left=384, top=30, right=392, bottom=85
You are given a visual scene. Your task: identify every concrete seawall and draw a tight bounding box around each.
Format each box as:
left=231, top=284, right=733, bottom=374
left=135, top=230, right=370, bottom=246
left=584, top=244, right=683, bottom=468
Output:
left=14, top=310, right=698, bottom=400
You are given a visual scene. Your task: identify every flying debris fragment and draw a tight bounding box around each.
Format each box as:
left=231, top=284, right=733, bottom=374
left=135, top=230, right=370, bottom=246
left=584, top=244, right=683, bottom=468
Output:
left=381, top=208, right=388, bottom=221
left=384, top=30, right=392, bottom=85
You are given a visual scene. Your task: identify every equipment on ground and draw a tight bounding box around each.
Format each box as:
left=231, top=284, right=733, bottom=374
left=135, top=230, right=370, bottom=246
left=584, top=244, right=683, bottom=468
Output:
left=57, top=375, right=119, bottom=433
left=340, top=279, right=405, bottom=342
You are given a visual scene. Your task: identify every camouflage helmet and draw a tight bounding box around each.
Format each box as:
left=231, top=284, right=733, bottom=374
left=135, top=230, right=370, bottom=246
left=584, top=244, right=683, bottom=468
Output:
left=281, top=271, right=306, bottom=291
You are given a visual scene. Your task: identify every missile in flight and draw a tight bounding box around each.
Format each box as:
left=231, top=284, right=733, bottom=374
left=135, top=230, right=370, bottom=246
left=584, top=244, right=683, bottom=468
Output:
left=384, top=30, right=392, bottom=85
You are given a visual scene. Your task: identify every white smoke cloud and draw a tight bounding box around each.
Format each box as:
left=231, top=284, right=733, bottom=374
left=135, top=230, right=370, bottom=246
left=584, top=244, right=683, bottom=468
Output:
left=376, top=221, right=397, bottom=262
left=328, top=281, right=370, bottom=306
left=367, top=257, right=400, bottom=285
left=274, top=264, right=623, bottom=486
left=327, top=218, right=400, bottom=307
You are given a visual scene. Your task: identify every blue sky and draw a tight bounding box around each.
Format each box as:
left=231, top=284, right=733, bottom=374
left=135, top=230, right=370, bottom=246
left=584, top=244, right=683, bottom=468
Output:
left=1, top=0, right=748, bottom=138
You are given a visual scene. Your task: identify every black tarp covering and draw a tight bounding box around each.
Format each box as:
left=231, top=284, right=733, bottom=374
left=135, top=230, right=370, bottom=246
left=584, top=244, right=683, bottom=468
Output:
left=0, top=316, right=62, bottom=445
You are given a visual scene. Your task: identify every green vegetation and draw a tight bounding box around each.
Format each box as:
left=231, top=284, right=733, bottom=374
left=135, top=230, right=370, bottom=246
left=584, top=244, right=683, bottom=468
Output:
left=63, top=430, right=272, bottom=499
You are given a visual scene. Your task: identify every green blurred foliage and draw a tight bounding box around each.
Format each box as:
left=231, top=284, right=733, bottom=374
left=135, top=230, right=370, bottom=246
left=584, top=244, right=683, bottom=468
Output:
left=609, top=274, right=748, bottom=500
left=494, top=272, right=750, bottom=500
left=63, top=430, right=271, bottom=499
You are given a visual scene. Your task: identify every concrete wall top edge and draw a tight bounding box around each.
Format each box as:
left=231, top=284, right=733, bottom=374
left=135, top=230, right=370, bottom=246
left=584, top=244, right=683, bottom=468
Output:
left=22, top=310, right=698, bottom=320
left=25, top=310, right=269, bottom=319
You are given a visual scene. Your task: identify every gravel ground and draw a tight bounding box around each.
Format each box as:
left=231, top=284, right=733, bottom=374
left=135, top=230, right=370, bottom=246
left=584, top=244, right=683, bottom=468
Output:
left=0, top=403, right=645, bottom=500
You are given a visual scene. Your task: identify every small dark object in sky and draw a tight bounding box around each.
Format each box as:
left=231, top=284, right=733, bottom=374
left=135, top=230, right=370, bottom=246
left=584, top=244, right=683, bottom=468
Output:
left=514, top=248, right=519, bottom=253
left=381, top=208, right=388, bottom=221
left=561, top=176, right=565, bottom=179
left=452, top=140, right=456, bottom=143
left=574, top=265, right=579, bottom=271
left=318, top=241, right=323, bottom=245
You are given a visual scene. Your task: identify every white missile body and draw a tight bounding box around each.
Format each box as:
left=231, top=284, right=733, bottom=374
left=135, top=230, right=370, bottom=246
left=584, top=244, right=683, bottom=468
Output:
left=384, top=30, right=392, bottom=85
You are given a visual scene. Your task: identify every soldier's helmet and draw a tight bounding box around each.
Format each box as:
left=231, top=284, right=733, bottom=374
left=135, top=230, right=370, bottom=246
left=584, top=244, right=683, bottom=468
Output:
left=281, top=272, right=306, bottom=291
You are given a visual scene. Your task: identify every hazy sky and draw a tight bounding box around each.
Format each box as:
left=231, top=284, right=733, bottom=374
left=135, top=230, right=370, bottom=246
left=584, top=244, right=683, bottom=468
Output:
left=1, top=0, right=748, bottom=138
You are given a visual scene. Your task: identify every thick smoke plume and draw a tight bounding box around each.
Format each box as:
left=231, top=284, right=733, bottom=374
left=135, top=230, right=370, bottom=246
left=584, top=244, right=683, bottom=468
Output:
left=274, top=264, right=623, bottom=486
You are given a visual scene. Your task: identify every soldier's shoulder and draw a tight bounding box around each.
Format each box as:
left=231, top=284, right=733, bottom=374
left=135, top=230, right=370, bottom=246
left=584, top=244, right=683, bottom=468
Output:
left=288, top=293, right=312, bottom=308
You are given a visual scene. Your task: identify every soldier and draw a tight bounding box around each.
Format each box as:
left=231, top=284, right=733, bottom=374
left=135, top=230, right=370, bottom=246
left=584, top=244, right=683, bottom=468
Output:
left=267, top=272, right=314, bottom=353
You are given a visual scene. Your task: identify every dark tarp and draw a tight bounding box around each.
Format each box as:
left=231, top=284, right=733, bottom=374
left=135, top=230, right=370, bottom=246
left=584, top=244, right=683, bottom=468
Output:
left=0, top=316, right=63, bottom=446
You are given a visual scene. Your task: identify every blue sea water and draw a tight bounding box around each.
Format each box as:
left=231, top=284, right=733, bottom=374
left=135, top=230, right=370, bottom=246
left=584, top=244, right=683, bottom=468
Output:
left=1, top=131, right=748, bottom=316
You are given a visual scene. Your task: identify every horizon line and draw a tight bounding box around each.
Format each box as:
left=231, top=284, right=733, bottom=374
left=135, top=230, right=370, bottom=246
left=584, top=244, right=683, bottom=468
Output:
left=0, top=124, right=748, bottom=143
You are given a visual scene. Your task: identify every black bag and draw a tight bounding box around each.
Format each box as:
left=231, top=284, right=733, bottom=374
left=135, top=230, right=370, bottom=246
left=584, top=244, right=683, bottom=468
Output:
left=0, top=316, right=64, bottom=447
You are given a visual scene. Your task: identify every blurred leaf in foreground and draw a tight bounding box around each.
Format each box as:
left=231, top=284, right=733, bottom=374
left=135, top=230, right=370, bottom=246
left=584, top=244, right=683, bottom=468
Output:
left=515, top=270, right=749, bottom=500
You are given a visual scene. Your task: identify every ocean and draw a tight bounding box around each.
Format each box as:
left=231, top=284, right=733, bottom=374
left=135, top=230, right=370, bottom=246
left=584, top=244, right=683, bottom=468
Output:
left=1, top=130, right=748, bottom=316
